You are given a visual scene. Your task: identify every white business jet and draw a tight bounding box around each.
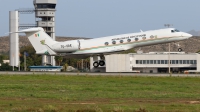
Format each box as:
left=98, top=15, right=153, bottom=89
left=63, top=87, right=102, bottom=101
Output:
left=12, top=27, right=192, bottom=68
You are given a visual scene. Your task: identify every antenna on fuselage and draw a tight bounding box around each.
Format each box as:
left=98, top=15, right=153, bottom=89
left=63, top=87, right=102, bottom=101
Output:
left=164, top=24, right=173, bottom=28
left=140, top=29, right=143, bottom=32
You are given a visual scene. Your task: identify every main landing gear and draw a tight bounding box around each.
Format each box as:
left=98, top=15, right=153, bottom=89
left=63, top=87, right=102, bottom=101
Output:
left=93, top=60, right=105, bottom=68
left=93, top=55, right=105, bottom=68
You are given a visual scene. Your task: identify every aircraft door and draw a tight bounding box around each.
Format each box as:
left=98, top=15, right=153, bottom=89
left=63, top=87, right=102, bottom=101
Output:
left=78, top=40, right=81, bottom=49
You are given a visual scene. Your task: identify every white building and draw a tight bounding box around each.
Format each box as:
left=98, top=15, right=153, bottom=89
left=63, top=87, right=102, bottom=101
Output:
left=90, top=52, right=200, bottom=73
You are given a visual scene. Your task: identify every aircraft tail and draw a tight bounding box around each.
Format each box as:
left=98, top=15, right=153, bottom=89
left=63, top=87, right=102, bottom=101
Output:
left=11, top=27, right=57, bottom=54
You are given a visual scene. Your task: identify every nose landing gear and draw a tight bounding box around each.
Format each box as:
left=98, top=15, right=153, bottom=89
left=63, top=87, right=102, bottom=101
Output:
left=175, top=43, right=183, bottom=52
left=178, top=48, right=182, bottom=52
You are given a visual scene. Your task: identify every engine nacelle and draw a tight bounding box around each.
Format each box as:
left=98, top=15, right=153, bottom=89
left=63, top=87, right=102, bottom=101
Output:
left=51, top=40, right=80, bottom=53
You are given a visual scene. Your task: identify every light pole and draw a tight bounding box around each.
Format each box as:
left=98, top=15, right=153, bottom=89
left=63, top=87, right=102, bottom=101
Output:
left=164, top=24, right=173, bottom=74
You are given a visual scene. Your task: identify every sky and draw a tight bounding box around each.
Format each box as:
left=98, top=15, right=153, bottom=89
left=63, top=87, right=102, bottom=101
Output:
left=0, top=0, right=200, bottom=38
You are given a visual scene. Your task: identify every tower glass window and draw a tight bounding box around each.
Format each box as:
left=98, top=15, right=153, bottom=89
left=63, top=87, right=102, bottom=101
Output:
left=37, top=4, right=56, bottom=9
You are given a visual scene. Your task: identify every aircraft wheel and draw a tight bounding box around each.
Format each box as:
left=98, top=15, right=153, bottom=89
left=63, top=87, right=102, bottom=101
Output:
left=93, top=61, right=99, bottom=68
left=99, top=61, right=105, bottom=66
left=178, top=48, right=182, bottom=52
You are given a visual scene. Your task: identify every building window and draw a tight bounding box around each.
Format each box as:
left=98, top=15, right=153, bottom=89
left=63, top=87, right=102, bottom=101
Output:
left=127, top=39, right=131, bottom=42
left=147, top=60, right=149, bottom=64
left=179, top=60, right=183, bottom=64
left=157, top=60, right=160, bottom=64
left=183, top=60, right=186, bottom=64
left=187, top=60, right=190, bottom=64
left=143, top=60, right=146, bottom=64
left=190, top=60, right=194, bottom=64
left=165, top=60, right=168, bottom=64
left=139, top=60, right=142, bottom=64
left=194, top=60, right=197, bottom=64
left=150, top=60, right=153, bottom=64
left=176, top=60, right=179, bottom=64
left=136, top=60, right=139, bottom=64
left=120, top=40, right=124, bottom=43
left=161, top=60, right=165, bottom=64
left=112, top=41, right=116, bottom=44
left=172, top=60, right=175, bottom=64
left=37, top=4, right=56, bottom=9
left=154, top=60, right=157, bottom=64
left=105, top=42, right=108, bottom=45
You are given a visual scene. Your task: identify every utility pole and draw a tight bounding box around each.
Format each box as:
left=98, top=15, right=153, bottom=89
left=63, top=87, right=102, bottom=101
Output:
left=24, top=52, right=26, bottom=71
left=164, top=24, right=173, bottom=74
left=12, top=54, right=14, bottom=71
left=82, top=59, right=83, bottom=70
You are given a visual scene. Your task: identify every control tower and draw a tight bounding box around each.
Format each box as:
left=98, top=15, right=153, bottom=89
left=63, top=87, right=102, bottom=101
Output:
left=33, top=0, right=57, bottom=66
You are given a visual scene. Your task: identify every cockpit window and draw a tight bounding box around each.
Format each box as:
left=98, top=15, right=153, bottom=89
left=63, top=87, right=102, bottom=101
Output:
left=171, top=29, right=180, bottom=33
left=174, top=29, right=180, bottom=32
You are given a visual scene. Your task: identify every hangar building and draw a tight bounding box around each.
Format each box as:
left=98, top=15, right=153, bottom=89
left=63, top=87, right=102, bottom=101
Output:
left=90, top=52, right=200, bottom=73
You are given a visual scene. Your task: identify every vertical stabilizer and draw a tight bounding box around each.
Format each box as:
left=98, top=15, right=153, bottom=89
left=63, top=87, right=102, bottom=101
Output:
left=11, top=27, right=57, bottom=54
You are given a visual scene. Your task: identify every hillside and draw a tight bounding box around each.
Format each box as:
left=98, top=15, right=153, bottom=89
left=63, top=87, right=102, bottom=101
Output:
left=0, top=36, right=86, bottom=54
left=135, top=36, right=200, bottom=53
left=0, top=36, right=200, bottom=54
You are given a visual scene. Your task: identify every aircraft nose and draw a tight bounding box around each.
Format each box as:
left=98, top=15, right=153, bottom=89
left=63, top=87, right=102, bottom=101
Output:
left=182, top=33, right=192, bottom=38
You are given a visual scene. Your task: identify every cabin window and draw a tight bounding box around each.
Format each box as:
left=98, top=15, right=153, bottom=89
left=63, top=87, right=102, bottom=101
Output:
left=112, top=41, right=116, bottom=44
left=150, top=35, right=154, bottom=39
left=127, top=39, right=131, bottom=42
left=105, top=42, right=109, bottom=46
left=120, top=40, right=124, bottom=43
left=135, top=38, right=139, bottom=41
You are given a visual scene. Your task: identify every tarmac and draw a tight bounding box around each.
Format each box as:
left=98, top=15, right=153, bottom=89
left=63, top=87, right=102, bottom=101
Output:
left=0, top=71, right=199, bottom=77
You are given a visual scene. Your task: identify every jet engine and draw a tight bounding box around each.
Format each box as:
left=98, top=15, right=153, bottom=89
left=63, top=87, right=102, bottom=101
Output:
left=51, top=40, right=80, bottom=53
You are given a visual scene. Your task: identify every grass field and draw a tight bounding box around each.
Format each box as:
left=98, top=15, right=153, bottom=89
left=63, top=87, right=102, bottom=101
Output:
left=0, top=75, right=200, bottom=112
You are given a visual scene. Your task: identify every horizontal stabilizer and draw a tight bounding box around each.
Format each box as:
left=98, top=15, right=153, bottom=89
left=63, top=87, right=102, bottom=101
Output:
left=9, top=27, right=44, bottom=34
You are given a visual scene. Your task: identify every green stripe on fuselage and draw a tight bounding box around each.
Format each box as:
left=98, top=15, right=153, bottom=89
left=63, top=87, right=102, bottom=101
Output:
left=76, top=36, right=177, bottom=52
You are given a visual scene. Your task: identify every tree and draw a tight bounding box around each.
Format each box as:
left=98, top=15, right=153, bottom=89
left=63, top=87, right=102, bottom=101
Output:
left=20, top=46, right=42, bottom=70
left=0, top=63, right=12, bottom=71
left=55, top=56, right=63, bottom=66
left=0, top=55, right=8, bottom=63
left=63, top=63, right=68, bottom=71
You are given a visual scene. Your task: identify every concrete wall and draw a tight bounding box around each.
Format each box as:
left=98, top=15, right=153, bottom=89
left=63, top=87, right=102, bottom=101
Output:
left=9, top=11, right=19, bottom=67
left=105, top=54, right=131, bottom=72
left=197, top=54, right=200, bottom=71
